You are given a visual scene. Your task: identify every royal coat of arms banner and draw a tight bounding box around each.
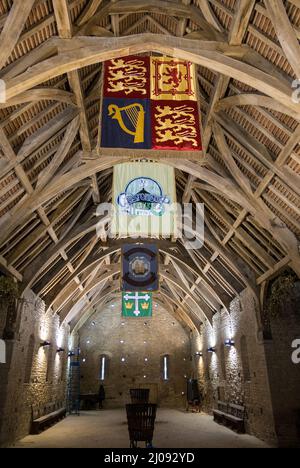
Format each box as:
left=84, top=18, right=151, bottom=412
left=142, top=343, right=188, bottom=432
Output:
left=111, top=162, right=177, bottom=238
left=99, top=55, right=202, bottom=153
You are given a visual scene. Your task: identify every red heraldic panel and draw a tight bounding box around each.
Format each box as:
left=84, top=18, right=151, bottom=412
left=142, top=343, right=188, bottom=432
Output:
left=104, top=56, right=150, bottom=99
left=151, top=101, right=201, bottom=151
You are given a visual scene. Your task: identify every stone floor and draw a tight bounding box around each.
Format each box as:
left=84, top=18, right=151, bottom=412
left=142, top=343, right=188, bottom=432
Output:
left=14, top=409, right=270, bottom=448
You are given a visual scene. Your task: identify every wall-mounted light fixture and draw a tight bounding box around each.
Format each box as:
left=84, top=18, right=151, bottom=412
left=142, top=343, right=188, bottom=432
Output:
left=225, top=339, right=235, bottom=347
left=68, top=350, right=75, bottom=357
left=207, top=347, right=216, bottom=353
left=57, top=347, right=65, bottom=353
left=40, top=340, right=51, bottom=348
left=195, top=351, right=203, bottom=357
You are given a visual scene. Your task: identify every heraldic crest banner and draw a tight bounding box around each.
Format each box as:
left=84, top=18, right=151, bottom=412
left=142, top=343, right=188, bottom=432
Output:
left=111, top=162, right=177, bottom=238
left=100, top=55, right=202, bottom=153
left=122, top=292, right=153, bottom=317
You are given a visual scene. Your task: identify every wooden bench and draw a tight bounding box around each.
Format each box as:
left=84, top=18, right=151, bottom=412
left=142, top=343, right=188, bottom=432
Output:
left=30, top=401, right=66, bottom=434
left=213, top=401, right=245, bottom=433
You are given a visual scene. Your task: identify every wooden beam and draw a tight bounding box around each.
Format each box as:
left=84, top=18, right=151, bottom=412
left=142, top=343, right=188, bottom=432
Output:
left=215, top=94, right=300, bottom=122
left=212, top=122, right=300, bottom=275
left=53, top=0, right=73, bottom=39
left=265, top=0, right=300, bottom=79
left=17, top=107, right=79, bottom=163
left=0, top=88, right=76, bottom=109
left=4, top=34, right=300, bottom=118
left=77, top=0, right=104, bottom=26
left=0, top=0, right=36, bottom=70
left=213, top=121, right=253, bottom=196
left=229, top=0, right=255, bottom=45
left=77, top=0, right=224, bottom=40
left=197, top=0, right=223, bottom=33
left=53, top=1, right=101, bottom=205
left=0, top=255, right=22, bottom=281
left=36, top=116, right=80, bottom=189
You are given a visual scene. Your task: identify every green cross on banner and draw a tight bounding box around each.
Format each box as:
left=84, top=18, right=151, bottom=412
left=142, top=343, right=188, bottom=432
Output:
left=122, top=292, right=152, bottom=317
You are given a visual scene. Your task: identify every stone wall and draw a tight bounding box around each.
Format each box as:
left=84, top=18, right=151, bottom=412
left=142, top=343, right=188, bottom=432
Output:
left=191, top=288, right=278, bottom=445
left=0, top=290, right=69, bottom=447
left=76, top=301, right=192, bottom=408
left=1, top=283, right=299, bottom=448
left=263, top=281, right=300, bottom=448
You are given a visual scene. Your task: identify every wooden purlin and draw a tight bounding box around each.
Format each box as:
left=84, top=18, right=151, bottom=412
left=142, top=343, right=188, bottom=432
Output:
left=0, top=0, right=299, bottom=329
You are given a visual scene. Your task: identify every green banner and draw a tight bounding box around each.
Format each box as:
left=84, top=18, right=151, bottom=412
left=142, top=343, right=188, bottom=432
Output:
left=122, top=292, right=152, bottom=317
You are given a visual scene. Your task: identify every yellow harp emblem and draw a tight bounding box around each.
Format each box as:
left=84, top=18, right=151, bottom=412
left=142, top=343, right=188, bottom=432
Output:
left=108, top=103, right=145, bottom=143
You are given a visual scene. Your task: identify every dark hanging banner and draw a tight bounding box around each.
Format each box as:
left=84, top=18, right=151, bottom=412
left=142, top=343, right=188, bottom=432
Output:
left=121, top=244, right=159, bottom=292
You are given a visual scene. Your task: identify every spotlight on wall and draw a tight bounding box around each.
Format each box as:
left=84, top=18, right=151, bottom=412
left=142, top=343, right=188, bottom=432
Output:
left=57, top=347, right=65, bottom=353
left=40, top=340, right=51, bottom=348
left=225, top=339, right=235, bottom=347
left=207, top=347, right=216, bottom=353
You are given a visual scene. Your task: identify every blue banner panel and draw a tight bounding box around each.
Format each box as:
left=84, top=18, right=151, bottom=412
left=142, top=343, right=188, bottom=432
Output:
left=101, top=98, right=151, bottom=149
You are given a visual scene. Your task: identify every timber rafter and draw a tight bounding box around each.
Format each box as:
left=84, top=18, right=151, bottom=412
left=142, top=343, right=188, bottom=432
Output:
left=0, top=0, right=299, bottom=330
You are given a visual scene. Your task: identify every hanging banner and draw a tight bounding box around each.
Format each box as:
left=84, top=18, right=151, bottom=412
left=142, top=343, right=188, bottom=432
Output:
left=100, top=55, right=202, bottom=153
left=121, top=244, right=159, bottom=292
left=111, top=162, right=177, bottom=238
left=122, top=292, right=153, bottom=317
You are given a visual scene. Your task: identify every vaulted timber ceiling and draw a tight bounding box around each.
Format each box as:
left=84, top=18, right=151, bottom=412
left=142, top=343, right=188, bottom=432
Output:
left=0, top=0, right=299, bottom=330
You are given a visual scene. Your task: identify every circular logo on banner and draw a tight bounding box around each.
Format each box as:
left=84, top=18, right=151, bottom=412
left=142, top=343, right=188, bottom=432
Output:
left=117, top=177, right=170, bottom=216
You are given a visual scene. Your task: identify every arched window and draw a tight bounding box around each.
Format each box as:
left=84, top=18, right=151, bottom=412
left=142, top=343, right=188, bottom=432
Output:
left=99, top=354, right=109, bottom=381
left=161, top=354, right=170, bottom=381
left=0, top=339, right=5, bottom=364
left=24, top=335, right=35, bottom=383
left=240, top=336, right=251, bottom=382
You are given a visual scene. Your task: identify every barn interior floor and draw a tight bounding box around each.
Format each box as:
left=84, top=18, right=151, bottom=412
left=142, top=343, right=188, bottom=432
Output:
left=14, top=409, right=270, bottom=449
